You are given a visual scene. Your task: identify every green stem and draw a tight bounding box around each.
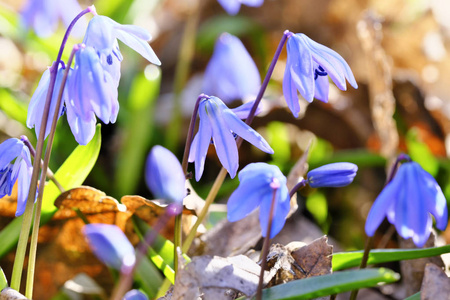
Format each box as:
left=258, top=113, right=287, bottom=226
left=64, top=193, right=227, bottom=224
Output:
left=25, top=47, right=77, bottom=298
left=348, top=236, right=373, bottom=300
left=174, top=214, right=182, bottom=277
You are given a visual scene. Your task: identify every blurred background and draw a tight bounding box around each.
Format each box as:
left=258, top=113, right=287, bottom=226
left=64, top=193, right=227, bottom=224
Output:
left=1, top=0, right=450, bottom=298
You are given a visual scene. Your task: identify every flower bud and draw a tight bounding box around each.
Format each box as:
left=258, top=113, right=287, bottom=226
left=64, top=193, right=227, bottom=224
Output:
left=307, top=162, right=358, bottom=188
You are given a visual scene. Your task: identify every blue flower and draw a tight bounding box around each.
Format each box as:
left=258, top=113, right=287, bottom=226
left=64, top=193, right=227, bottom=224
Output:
left=27, top=65, right=69, bottom=139
left=0, top=138, right=33, bottom=217
left=123, top=290, right=148, bottom=300
left=20, top=0, right=86, bottom=37
left=227, top=163, right=290, bottom=238
left=188, top=96, right=273, bottom=181
left=145, top=146, right=186, bottom=204
left=203, top=33, right=260, bottom=103
left=83, top=224, right=135, bottom=270
left=64, top=13, right=161, bottom=145
left=365, top=161, right=448, bottom=247
left=217, top=0, right=264, bottom=15
left=283, top=33, right=358, bottom=117
left=307, top=162, right=358, bottom=188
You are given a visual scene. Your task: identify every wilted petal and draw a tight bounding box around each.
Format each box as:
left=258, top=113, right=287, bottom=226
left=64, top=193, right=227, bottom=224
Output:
left=83, top=224, right=135, bottom=270
left=145, top=146, right=185, bottom=204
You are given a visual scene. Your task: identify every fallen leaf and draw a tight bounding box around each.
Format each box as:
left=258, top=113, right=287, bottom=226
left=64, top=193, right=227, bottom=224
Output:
left=0, top=288, right=29, bottom=300
left=420, top=263, right=450, bottom=300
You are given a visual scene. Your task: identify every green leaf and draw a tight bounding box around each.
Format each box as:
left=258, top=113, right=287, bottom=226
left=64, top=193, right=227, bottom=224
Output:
left=245, top=268, right=399, bottom=300
left=135, top=255, right=163, bottom=299
left=0, top=125, right=102, bottom=258
left=115, top=69, right=160, bottom=196
left=404, top=292, right=421, bottom=300
left=406, top=127, right=439, bottom=176
left=0, top=89, right=28, bottom=125
left=0, top=266, right=8, bottom=289
left=308, top=149, right=386, bottom=170
left=332, top=244, right=450, bottom=271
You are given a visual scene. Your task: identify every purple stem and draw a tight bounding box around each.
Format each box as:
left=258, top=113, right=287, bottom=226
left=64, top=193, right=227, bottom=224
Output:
left=181, top=93, right=208, bottom=176
left=386, top=153, right=411, bottom=184
left=289, top=179, right=307, bottom=198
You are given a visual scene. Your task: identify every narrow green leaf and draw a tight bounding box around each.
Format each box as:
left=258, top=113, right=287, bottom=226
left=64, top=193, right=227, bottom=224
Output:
left=333, top=244, right=450, bottom=271
left=135, top=256, right=163, bottom=299
left=406, top=127, right=439, bottom=176
left=0, top=125, right=102, bottom=258
left=404, top=292, right=421, bottom=300
left=0, top=266, right=8, bottom=289
left=0, top=89, right=28, bottom=125
left=249, top=268, right=399, bottom=300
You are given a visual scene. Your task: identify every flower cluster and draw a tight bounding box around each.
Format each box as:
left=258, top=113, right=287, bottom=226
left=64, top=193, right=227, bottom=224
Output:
left=27, top=8, right=161, bottom=145
left=0, top=138, right=33, bottom=217
left=365, top=160, right=448, bottom=247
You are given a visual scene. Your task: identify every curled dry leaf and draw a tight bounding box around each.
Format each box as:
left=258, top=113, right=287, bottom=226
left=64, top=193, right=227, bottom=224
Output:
left=420, top=263, right=450, bottom=300
left=0, top=288, right=29, bottom=300
left=171, top=255, right=267, bottom=300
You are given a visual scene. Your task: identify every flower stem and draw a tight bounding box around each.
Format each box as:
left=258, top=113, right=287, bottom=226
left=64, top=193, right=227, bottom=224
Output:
left=111, top=204, right=182, bottom=300
left=289, top=179, right=307, bottom=198
left=181, top=31, right=291, bottom=254
left=25, top=46, right=77, bottom=298
left=173, top=214, right=182, bottom=277
left=20, top=135, right=65, bottom=193
left=256, top=188, right=277, bottom=300
left=348, top=236, right=373, bottom=300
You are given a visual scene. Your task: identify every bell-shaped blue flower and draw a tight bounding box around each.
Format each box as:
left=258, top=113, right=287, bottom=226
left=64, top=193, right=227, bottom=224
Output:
left=217, top=0, right=264, bottom=15
left=203, top=33, right=260, bottom=103
left=20, top=0, right=86, bottom=37
left=365, top=161, right=448, bottom=247
left=307, top=162, right=358, bottom=188
left=0, top=138, right=33, bottom=217
left=27, top=65, right=69, bottom=139
left=123, top=290, right=148, bottom=300
left=283, top=33, right=358, bottom=117
left=83, top=224, right=136, bottom=270
left=188, top=95, right=273, bottom=181
left=145, top=145, right=186, bottom=204
left=227, top=163, right=290, bottom=238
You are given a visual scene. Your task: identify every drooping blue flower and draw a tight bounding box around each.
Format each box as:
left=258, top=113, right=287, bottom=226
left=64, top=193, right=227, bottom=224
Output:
left=365, top=161, right=448, bottom=247
left=145, top=145, right=186, bottom=204
left=188, top=95, right=273, bottom=181
left=227, top=163, right=290, bottom=238
left=307, top=162, right=358, bottom=188
left=83, top=224, right=136, bottom=270
left=0, top=138, right=33, bottom=217
left=283, top=33, right=358, bottom=118
left=27, top=65, right=69, bottom=139
left=217, top=0, right=264, bottom=15
left=123, top=290, right=148, bottom=300
left=20, top=0, right=87, bottom=37
left=203, top=33, right=260, bottom=103
left=64, top=12, right=161, bottom=145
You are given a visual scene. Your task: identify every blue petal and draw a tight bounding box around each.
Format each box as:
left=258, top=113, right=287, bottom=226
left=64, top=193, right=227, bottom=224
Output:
left=15, top=159, right=33, bottom=217
left=230, top=101, right=261, bottom=119
left=194, top=106, right=213, bottom=181
left=188, top=133, right=199, bottom=163
left=123, top=290, right=148, bottom=300
left=287, top=35, right=315, bottom=102
left=227, top=179, right=266, bottom=222
left=83, top=224, right=135, bottom=270
left=0, top=139, right=23, bottom=169
left=259, top=186, right=290, bottom=238
left=307, top=162, right=358, bottom=188
left=282, top=62, right=300, bottom=118
left=217, top=0, right=241, bottom=15
left=205, top=98, right=239, bottom=178
left=222, top=106, right=273, bottom=154
left=299, top=34, right=358, bottom=90
left=145, top=146, right=185, bottom=204
left=241, top=0, right=264, bottom=6
left=65, top=105, right=97, bottom=145
left=314, top=71, right=330, bottom=102
left=422, top=168, right=448, bottom=230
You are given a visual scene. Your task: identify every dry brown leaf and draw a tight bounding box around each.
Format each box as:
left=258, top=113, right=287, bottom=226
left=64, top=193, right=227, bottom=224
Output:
left=0, top=288, right=29, bottom=300
left=171, top=255, right=266, bottom=300
left=420, top=263, right=450, bottom=300
left=265, top=243, right=305, bottom=286
left=121, top=195, right=195, bottom=216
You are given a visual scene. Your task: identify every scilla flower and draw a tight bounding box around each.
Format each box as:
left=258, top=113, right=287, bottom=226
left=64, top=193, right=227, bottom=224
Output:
left=27, top=65, right=69, bottom=139
left=203, top=33, right=260, bottom=103
left=145, top=146, right=186, bottom=204
left=188, top=95, right=273, bottom=181
left=0, top=138, right=33, bottom=217
left=307, top=162, right=358, bottom=188
left=83, top=224, right=135, bottom=270
left=123, top=290, right=148, bottom=300
left=365, top=161, right=448, bottom=247
left=283, top=33, right=358, bottom=117
left=217, top=0, right=264, bottom=15
left=66, top=11, right=161, bottom=145
left=227, top=163, right=290, bottom=238
left=21, top=0, right=86, bottom=37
